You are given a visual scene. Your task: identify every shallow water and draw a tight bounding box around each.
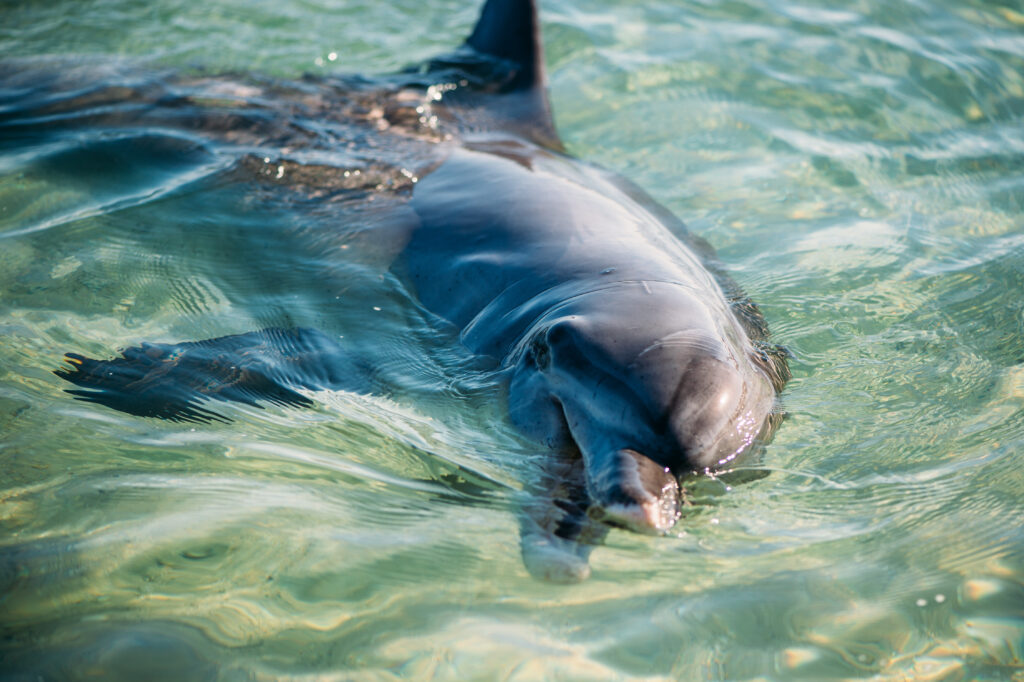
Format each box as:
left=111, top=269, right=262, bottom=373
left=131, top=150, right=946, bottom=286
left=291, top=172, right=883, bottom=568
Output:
left=1, top=0, right=1023, bottom=679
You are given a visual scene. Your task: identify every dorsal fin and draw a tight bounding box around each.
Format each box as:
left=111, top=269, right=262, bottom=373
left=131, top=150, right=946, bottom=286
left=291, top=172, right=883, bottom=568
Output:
left=466, top=0, right=545, bottom=93
left=411, top=0, right=560, bottom=149
left=462, top=0, right=560, bottom=149
left=407, top=0, right=560, bottom=148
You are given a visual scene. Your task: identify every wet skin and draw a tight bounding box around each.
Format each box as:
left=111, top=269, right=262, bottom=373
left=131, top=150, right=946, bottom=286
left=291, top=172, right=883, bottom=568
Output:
left=406, top=140, right=782, bottom=546
left=47, top=0, right=789, bottom=581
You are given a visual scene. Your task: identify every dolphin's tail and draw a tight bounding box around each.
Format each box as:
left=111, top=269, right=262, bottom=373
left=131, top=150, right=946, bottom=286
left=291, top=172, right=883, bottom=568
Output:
left=54, top=328, right=360, bottom=423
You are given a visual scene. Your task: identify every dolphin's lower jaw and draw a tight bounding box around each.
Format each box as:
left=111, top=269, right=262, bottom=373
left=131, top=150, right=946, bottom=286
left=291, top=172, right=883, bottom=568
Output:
left=585, top=449, right=682, bottom=533
left=588, top=496, right=681, bottom=534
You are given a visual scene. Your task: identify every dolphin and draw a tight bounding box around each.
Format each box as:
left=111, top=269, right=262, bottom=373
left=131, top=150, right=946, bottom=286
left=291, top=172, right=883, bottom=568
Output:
left=51, top=0, right=790, bottom=581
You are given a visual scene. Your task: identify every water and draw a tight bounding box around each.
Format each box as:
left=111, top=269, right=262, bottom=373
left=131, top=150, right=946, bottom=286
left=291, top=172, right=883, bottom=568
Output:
left=1, top=0, right=1022, bottom=679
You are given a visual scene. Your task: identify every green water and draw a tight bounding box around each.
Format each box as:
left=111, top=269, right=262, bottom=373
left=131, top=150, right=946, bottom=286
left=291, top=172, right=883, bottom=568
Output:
left=2, top=0, right=1023, bottom=679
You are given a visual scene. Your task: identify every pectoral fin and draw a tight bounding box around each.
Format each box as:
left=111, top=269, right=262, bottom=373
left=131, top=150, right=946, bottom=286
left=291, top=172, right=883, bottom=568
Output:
left=55, top=327, right=358, bottom=423
left=518, top=450, right=608, bottom=583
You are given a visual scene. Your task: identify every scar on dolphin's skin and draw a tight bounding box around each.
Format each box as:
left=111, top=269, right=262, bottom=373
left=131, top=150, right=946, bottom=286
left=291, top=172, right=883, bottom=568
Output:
left=52, top=0, right=790, bottom=582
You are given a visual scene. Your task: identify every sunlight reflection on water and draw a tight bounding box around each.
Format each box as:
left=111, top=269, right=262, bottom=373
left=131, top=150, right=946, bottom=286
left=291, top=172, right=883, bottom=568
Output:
left=1, top=0, right=1023, bottom=679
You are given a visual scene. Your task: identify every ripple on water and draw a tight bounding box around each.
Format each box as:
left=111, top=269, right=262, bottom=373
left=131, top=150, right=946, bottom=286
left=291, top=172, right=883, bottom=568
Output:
left=2, top=0, right=1024, bottom=679
left=0, top=132, right=227, bottom=240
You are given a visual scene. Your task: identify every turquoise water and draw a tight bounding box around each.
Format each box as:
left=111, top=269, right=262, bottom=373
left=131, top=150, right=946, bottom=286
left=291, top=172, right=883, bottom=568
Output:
left=2, top=0, right=1023, bottom=679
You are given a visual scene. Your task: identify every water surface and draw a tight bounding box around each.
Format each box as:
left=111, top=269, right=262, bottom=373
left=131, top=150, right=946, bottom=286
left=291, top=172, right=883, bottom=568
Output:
left=2, top=0, right=1023, bottom=679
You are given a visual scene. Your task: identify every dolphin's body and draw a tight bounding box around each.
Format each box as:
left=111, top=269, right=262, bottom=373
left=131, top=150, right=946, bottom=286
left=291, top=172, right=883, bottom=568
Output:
left=50, top=0, right=789, bottom=581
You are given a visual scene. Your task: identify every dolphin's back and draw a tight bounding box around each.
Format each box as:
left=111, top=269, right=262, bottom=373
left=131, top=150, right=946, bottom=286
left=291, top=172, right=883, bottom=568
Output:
left=405, top=144, right=726, bottom=360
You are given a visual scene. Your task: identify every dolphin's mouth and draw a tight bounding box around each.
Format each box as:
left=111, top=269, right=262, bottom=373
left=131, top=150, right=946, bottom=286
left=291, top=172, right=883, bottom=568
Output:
left=584, top=448, right=682, bottom=534
left=587, top=489, right=681, bottom=534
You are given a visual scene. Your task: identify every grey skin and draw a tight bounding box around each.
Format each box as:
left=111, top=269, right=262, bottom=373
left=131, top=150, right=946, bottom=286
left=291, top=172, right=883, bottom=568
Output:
left=51, top=0, right=788, bottom=581
left=396, top=0, right=788, bottom=580
left=404, top=138, right=785, bottom=580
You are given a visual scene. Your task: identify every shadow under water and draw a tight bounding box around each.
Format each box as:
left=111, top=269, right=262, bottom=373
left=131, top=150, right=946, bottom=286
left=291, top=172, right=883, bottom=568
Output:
left=2, top=0, right=1024, bottom=679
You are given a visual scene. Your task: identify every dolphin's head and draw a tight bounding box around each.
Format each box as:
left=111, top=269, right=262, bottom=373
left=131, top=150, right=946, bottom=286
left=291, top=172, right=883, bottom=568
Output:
left=509, top=282, right=783, bottom=533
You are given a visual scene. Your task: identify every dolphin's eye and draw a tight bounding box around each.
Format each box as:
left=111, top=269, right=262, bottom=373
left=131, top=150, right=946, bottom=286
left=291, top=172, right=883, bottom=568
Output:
left=545, top=319, right=575, bottom=349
